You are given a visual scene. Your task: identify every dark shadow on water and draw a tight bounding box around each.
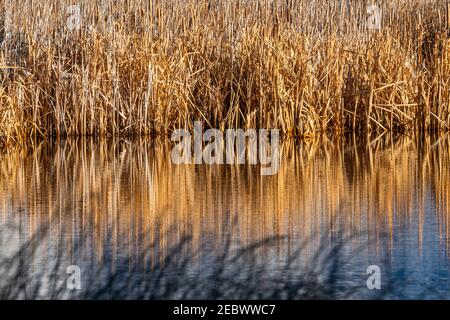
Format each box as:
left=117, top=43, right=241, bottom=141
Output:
left=0, top=218, right=443, bottom=300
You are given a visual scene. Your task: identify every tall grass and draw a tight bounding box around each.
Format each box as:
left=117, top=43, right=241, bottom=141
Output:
left=1, top=0, right=450, bottom=145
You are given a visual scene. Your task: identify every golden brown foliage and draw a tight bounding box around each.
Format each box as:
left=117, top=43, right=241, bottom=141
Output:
left=1, top=0, right=450, bottom=145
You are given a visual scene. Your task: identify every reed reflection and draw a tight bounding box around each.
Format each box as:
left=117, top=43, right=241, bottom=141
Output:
left=0, top=133, right=449, bottom=268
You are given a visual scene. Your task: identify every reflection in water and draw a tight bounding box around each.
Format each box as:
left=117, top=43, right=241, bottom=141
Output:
left=0, top=133, right=450, bottom=298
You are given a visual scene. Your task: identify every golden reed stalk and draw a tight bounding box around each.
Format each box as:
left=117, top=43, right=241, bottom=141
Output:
left=1, top=0, right=450, bottom=145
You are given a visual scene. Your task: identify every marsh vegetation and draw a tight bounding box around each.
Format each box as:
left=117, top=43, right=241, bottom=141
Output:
left=1, top=0, right=450, bottom=146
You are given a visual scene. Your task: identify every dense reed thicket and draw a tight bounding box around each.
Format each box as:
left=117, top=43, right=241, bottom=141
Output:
left=1, top=0, right=450, bottom=145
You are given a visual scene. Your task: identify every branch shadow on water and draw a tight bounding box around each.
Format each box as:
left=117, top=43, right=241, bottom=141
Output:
left=0, top=212, right=439, bottom=300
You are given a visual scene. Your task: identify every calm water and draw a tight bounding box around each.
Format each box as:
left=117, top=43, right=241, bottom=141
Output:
left=1, top=133, right=450, bottom=298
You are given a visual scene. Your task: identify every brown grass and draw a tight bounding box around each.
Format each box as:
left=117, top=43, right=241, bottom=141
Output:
left=1, top=0, right=450, bottom=145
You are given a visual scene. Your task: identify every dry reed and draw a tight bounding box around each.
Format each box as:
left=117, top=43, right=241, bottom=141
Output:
left=1, top=0, right=450, bottom=145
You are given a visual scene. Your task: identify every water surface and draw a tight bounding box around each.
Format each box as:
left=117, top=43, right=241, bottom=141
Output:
left=1, top=133, right=449, bottom=298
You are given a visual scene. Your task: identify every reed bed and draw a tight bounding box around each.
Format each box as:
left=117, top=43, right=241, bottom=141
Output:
left=1, top=0, right=450, bottom=145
